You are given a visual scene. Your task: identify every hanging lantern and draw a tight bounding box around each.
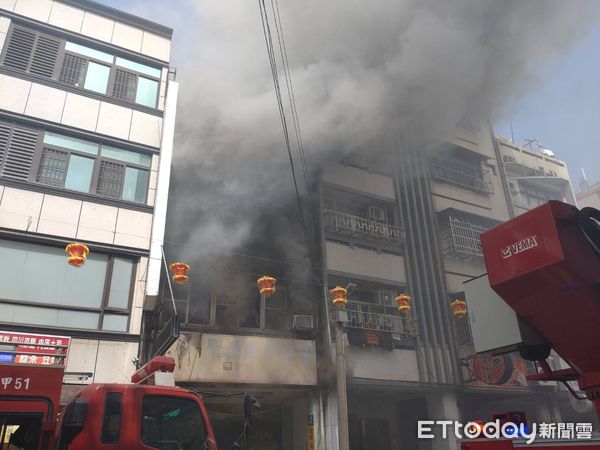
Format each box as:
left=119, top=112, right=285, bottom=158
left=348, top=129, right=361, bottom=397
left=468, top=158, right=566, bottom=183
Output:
left=451, top=299, right=467, bottom=318
left=65, top=243, right=90, bottom=267
left=330, top=286, right=347, bottom=308
left=395, top=294, right=412, bottom=312
left=257, top=276, right=276, bottom=297
left=169, top=262, right=191, bottom=284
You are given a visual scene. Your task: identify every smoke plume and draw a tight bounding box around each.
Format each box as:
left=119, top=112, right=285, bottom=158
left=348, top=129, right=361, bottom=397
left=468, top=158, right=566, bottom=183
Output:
left=156, top=0, right=600, bottom=260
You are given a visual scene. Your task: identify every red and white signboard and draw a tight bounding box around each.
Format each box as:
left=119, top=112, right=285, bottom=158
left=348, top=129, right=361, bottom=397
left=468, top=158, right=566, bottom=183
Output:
left=0, top=330, right=70, bottom=365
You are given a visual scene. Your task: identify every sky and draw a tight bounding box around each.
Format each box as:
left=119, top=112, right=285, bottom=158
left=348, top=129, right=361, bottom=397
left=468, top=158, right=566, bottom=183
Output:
left=99, top=0, right=600, bottom=193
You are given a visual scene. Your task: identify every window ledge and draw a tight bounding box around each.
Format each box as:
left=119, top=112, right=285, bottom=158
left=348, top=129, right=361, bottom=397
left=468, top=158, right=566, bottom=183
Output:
left=0, top=67, right=164, bottom=118
left=0, top=321, right=140, bottom=342
left=0, top=176, right=154, bottom=213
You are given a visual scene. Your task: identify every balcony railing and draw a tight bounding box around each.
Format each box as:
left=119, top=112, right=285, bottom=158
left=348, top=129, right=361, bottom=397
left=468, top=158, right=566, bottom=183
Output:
left=323, top=210, right=406, bottom=242
left=453, top=315, right=474, bottom=346
left=332, top=300, right=418, bottom=336
left=431, top=156, right=492, bottom=194
left=440, top=216, right=489, bottom=260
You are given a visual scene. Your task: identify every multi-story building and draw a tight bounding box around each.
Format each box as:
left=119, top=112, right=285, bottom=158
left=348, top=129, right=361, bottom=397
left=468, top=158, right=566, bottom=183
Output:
left=0, top=0, right=177, bottom=402
left=148, top=121, right=579, bottom=450
left=496, top=136, right=576, bottom=216
left=577, top=176, right=600, bottom=209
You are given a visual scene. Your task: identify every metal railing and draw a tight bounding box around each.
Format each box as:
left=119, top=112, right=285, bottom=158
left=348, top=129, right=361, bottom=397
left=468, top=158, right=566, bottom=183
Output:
left=453, top=315, right=474, bottom=346
left=440, top=216, right=489, bottom=259
left=431, top=156, right=491, bottom=194
left=331, top=300, right=418, bottom=336
left=323, top=210, right=406, bottom=242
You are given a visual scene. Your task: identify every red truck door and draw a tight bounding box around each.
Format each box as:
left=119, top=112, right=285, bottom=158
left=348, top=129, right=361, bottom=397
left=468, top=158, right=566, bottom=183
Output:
left=133, top=388, right=217, bottom=450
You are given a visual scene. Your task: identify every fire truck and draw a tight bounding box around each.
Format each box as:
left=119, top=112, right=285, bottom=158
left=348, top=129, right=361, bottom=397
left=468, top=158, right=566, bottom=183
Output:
left=461, top=201, right=600, bottom=449
left=0, top=333, right=218, bottom=450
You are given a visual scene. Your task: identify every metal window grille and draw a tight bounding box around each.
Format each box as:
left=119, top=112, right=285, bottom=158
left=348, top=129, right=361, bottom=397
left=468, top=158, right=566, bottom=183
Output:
left=431, top=156, right=491, bottom=193
left=454, top=315, right=474, bottom=345
left=112, top=69, right=137, bottom=102
left=2, top=125, right=39, bottom=180
left=59, top=53, right=87, bottom=87
left=36, top=148, right=68, bottom=187
left=96, top=160, right=124, bottom=198
left=440, top=216, right=489, bottom=259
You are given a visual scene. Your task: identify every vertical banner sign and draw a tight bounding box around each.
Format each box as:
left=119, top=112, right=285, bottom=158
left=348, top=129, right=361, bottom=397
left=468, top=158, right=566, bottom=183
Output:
left=307, top=414, right=315, bottom=450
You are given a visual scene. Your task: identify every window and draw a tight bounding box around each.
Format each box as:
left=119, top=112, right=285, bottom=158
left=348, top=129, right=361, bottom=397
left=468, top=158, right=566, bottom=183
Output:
left=2, top=26, right=60, bottom=78
left=519, top=183, right=562, bottom=208
left=1, top=24, right=162, bottom=108
left=31, top=128, right=152, bottom=204
left=0, top=239, right=136, bottom=331
left=101, top=393, right=123, bottom=444
left=0, top=121, right=39, bottom=180
left=141, top=396, right=208, bottom=450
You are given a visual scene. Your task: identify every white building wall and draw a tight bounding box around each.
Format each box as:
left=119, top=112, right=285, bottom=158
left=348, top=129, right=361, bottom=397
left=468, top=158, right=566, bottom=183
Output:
left=2, top=0, right=171, bottom=61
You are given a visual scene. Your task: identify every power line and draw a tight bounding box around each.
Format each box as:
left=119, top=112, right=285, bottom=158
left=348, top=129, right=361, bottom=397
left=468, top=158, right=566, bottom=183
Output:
left=270, top=0, right=310, bottom=189
left=258, top=0, right=305, bottom=224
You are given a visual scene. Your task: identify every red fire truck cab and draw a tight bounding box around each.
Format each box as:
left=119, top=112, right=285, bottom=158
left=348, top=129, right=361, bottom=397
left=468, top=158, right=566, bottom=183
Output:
left=0, top=332, right=217, bottom=450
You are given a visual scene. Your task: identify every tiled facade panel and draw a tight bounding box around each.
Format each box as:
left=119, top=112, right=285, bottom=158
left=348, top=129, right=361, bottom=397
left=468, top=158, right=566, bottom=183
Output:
left=0, top=186, right=153, bottom=249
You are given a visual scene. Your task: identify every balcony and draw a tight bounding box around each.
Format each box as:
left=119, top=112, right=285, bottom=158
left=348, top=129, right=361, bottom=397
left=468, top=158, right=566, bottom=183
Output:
left=323, top=209, right=406, bottom=243
left=430, top=156, right=492, bottom=194
left=440, top=215, right=489, bottom=260
left=453, top=315, right=474, bottom=346
left=333, top=300, right=418, bottom=337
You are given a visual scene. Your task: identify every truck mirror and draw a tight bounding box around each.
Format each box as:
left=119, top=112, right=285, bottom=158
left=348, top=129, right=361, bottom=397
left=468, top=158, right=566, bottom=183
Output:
left=60, top=398, right=87, bottom=444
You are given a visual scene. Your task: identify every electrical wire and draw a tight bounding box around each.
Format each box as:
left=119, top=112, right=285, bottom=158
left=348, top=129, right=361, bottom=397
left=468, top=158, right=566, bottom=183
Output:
left=270, top=0, right=310, bottom=189
left=258, top=0, right=305, bottom=224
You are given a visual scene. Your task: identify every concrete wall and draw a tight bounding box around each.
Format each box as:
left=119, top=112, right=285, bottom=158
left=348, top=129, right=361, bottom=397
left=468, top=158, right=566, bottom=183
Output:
left=65, top=338, right=138, bottom=383
left=168, top=333, right=318, bottom=386
left=326, top=241, right=406, bottom=283
left=322, top=163, right=396, bottom=200
left=348, top=347, right=419, bottom=382
left=0, top=0, right=170, bottom=62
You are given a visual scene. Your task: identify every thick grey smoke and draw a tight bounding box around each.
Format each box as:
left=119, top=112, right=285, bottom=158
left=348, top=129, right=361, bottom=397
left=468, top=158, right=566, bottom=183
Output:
left=159, top=0, right=600, bottom=259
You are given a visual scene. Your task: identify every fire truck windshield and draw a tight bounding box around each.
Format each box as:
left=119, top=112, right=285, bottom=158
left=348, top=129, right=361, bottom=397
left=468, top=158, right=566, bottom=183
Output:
left=141, top=396, right=208, bottom=450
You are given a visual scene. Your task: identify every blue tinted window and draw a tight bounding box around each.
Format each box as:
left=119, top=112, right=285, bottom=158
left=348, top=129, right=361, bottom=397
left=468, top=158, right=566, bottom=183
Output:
left=101, top=146, right=151, bottom=167
left=122, top=167, right=148, bottom=203
left=135, top=77, right=158, bottom=108
left=65, top=42, right=113, bottom=63
left=65, top=155, right=94, bottom=192
left=84, top=62, right=110, bottom=94
left=115, top=57, right=161, bottom=78
left=44, top=132, right=98, bottom=155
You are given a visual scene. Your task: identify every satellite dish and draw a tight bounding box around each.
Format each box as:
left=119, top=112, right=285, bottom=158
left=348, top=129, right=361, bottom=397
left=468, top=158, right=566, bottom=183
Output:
left=540, top=148, right=555, bottom=158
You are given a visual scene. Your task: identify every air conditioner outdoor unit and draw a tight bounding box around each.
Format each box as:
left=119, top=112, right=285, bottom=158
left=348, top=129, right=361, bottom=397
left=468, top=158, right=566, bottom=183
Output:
left=367, top=205, right=387, bottom=222
left=292, top=315, right=314, bottom=330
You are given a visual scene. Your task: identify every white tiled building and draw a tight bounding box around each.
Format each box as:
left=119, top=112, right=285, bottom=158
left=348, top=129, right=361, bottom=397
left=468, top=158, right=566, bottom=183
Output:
left=0, top=0, right=177, bottom=394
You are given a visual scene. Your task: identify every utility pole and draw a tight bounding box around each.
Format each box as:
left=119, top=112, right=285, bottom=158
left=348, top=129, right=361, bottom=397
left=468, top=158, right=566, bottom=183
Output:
left=335, top=321, right=350, bottom=450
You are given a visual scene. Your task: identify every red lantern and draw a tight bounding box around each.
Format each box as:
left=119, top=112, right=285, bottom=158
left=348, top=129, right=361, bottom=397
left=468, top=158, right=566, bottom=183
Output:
left=395, top=294, right=411, bottom=312
left=330, top=286, right=348, bottom=308
left=257, top=276, right=276, bottom=297
left=169, top=262, right=190, bottom=284
left=451, top=299, right=467, bottom=318
left=65, top=243, right=90, bottom=267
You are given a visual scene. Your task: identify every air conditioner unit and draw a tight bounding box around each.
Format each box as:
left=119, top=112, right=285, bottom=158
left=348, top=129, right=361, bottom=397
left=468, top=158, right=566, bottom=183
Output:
left=367, top=205, right=387, bottom=222
left=292, top=315, right=314, bottom=330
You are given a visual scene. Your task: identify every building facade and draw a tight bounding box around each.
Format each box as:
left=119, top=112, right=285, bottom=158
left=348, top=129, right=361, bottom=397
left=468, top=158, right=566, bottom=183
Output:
left=577, top=177, right=600, bottom=210
left=0, top=0, right=177, bottom=401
